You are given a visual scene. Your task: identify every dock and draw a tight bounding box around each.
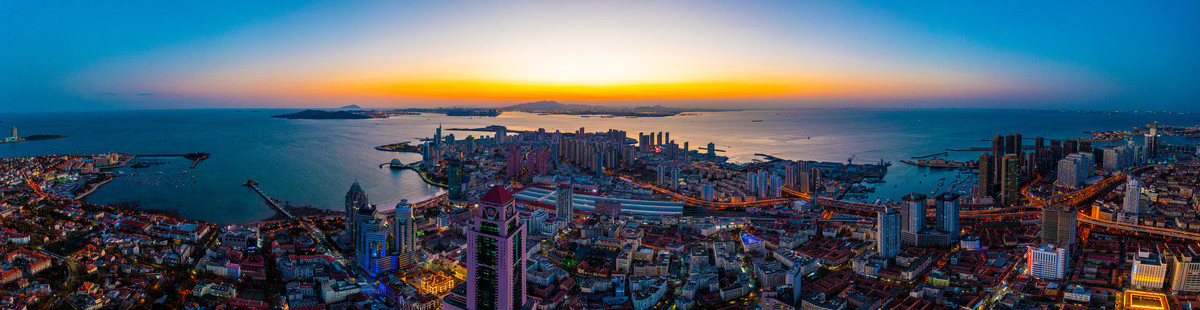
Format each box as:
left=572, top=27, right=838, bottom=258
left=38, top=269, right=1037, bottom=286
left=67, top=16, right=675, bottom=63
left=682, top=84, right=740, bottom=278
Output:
left=243, top=180, right=294, bottom=219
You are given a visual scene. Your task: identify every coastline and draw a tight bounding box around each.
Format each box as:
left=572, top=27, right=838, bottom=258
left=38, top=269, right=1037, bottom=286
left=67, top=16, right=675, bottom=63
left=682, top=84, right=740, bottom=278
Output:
left=72, top=175, right=113, bottom=200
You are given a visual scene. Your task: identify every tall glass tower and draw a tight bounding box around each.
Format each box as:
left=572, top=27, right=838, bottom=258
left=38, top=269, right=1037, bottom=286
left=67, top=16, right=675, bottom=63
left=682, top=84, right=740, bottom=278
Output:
left=466, top=185, right=527, bottom=310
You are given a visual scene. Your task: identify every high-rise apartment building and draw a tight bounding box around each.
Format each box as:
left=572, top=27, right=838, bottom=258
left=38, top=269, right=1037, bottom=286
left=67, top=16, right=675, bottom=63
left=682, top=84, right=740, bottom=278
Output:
left=556, top=183, right=573, bottom=221
left=935, top=193, right=960, bottom=241
left=1000, top=154, right=1021, bottom=206
left=877, top=206, right=901, bottom=258
left=901, top=193, right=926, bottom=234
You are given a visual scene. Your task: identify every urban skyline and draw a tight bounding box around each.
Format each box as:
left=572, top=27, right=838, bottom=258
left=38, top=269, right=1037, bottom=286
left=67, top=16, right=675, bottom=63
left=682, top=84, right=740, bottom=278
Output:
left=4, top=1, right=1200, bottom=310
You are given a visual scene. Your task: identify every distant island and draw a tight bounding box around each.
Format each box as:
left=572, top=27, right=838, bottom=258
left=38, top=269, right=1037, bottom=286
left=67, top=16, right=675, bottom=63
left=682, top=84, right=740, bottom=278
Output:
left=24, top=134, right=66, bottom=141
left=494, top=100, right=734, bottom=117
left=272, top=101, right=733, bottom=119
left=401, top=100, right=731, bottom=117
left=0, top=134, right=66, bottom=144
left=272, top=109, right=370, bottom=119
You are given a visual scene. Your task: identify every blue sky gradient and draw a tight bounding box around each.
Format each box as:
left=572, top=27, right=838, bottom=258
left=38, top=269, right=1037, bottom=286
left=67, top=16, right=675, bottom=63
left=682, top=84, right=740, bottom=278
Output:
left=2, top=0, right=1197, bottom=112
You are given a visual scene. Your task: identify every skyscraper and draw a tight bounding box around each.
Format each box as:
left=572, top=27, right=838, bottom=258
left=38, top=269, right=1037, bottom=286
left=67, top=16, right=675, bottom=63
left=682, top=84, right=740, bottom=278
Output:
left=1123, top=176, right=1142, bottom=215
left=394, top=200, right=417, bottom=268
left=556, top=183, right=573, bottom=221
left=877, top=206, right=901, bottom=258
left=1146, top=122, right=1161, bottom=158
left=1055, top=152, right=1094, bottom=188
left=345, top=182, right=368, bottom=245
left=901, top=193, right=926, bottom=234
left=1040, top=205, right=1077, bottom=249
left=466, top=186, right=527, bottom=310
left=448, top=159, right=465, bottom=200
left=1000, top=154, right=1021, bottom=206
left=355, top=204, right=394, bottom=276
left=935, top=193, right=960, bottom=241
left=991, top=135, right=1005, bottom=186
left=977, top=153, right=994, bottom=197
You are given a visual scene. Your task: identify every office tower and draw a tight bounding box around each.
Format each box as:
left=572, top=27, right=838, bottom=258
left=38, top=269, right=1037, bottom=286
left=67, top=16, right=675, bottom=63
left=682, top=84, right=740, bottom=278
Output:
left=394, top=200, right=417, bottom=268
left=1123, top=176, right=1142, bottom=214
left=901, top=193, right=926, bottom=234
left=1026, top=244, right=1067, bottom=280
left=665, top=132, right=670, bottom=145
left=9, top=127, right=15, bottom=140
left=1035, top=136, right=1045, bottom=155
left=555, top=183, right=573, bottom=221
left=435, top=124, right=443, bottom=149
left=877, top=206, right=901, bottom=258
left=466, top=186, right=527, bottom=310
left=345, top=182, right=368, bottom=245
left=448, top=159, right=464, bottom=200
left=935, top=193, right=960, bottom=241
left=1000, top=154, right=1021, bottom=206
left=977, top=153, right=994, bottom=197
left=1170, top=245, right=1200, bottom=293
left=657, top=132, right=663, bottom=146
left=1040, top=205, right=1077, bottom=249
left=1132, top=250, right=1168, bottom=290
left=355, top=204, right=394, bottom=276
left=1146, top=122, right=1161, bottom=158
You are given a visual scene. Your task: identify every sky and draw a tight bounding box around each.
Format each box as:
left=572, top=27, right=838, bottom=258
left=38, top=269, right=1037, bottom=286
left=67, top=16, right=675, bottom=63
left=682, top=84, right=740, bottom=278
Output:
left=2, top=0, right=1198, bottom=112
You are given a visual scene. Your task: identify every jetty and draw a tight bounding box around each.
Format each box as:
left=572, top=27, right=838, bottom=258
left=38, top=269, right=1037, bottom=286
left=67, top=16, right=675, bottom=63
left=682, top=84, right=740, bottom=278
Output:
left=243, top=180, right=294, bottom=219
left=378, top=162, right=449, bottom=189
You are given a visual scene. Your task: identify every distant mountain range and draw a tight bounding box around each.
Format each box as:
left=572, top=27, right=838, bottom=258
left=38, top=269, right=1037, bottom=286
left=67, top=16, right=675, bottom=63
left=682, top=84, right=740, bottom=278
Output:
left=499, top=100, right=709, bottom=113
left=272, top=109, right=369, bottom=119
left=339, top=104, right=363, bottom=109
